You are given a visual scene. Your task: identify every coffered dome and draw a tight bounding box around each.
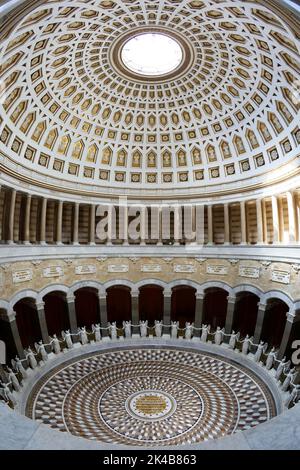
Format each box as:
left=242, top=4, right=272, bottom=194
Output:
left=0, top=0, right=299, bottom=198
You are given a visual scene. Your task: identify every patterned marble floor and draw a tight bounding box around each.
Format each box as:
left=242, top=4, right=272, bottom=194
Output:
left=25, top=347, right=277, bottom=446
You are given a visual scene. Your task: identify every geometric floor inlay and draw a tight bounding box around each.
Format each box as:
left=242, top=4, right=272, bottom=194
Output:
left=25, top=347, right=277, bottom=446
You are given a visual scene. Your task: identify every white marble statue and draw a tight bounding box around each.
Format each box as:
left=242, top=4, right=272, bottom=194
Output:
left=62, top=330, right=73, bottom=349
left=242, top=335, right=252, bottom=355
left=275, top=357, right=290, bottom=381
left=7, top=368, right=21, bottom=392
left=185, top=322, right=194, bottom=340
left=109, top=322, right=117, bottom=340
left=26, top=347, right=37, bottom=369
left=140, top=320, right=148, bottom=338
left=92, top=324, right=101, bottom=342
left=51, top=334, right=61, bottom=354
left=171, top=321, right=179, bottom=339
left=35, top=341, right=48, bottom=362
left=0, top=382, right=16, bottom=406
left=285, top=385, right=300, bottom=408
left=254, top=341, right=267, bottom=363
left=214, top=327, right=224, bottom=346
left=12, top=356, right=27, bottom=379
left=154, top=320, right=162, bottom=338
left=79, top=326, right=88, bottom=345
left=123, top=321, right=132, bottom=338
left=266, top=347, right=277, bottom=370
left=201, top=324, right=210, bottom=343
left=282, top=368, right=296, bottom=392
left=229, top=331, right=239, bottom=350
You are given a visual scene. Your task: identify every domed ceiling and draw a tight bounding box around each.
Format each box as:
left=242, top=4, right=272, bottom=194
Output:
left=0, top=0, right=299, bottom=198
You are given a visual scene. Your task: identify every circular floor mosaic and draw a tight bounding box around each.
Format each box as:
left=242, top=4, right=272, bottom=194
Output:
left=25, top=347, right=277, bottom=446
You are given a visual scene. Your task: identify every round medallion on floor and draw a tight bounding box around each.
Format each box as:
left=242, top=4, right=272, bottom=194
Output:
left=124, top=389, right=177, bottom=421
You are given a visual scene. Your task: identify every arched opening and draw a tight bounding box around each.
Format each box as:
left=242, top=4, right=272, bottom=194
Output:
left=171, top=286, right=196, bottom=328
left=74, top=287, right=100, bottom=327
left=261, top=298, right=288, bottom=347
left=233, top=292, right=259, bottom=336
left=106, top=286, right=131, bottom=326
left=14, top=298, right=41, bottom=348
left=139, top=285, right=164, bottom=324
left=203, top=288, right=228, bottom=329
left=0, top=309, right=17, bottom=361
left=43, top=291, right=70, bottom=336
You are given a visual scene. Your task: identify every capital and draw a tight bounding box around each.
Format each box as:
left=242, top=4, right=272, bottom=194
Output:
left=163, top=288, right=172, bottom=297
left=257, top=302, right=267, bottom=311
left=36, top=301, right=45, bottom=310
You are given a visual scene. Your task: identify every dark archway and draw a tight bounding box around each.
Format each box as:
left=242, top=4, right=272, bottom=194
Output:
left=43, top=291, right=70, bottom=336
left=14, top=298, right=41, bottom=348
left=203, top=288, right=228, bottom=329
left=261, top=298, right=288, bottom=347
left=139, top=285, right=164, bottom=324
left=74, top=287, right=100, bottom=328
left=106, top=286, right=131, bottom=326
left=233, top=292, right=259, bottom=336
left=171, top=286, right=196, bottom=328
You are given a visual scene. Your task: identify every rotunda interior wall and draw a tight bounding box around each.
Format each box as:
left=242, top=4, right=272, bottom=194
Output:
left=0, top=256, right=299, bottom=306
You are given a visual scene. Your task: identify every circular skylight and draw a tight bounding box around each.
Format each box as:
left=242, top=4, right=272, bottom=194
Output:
left=121, top=33, right=183, bottom=76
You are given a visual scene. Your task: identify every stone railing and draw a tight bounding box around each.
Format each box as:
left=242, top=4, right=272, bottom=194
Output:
left=1, top=321, right=299, bottom=410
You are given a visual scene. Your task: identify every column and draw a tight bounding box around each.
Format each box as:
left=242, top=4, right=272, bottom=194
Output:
left=225, top=296, right=236, bottom=335
left=207, top=205, right=213, bottom=245
left=163, top=289, right=172, bottom=335
left=157, top=206, right=163, bottom=246
left=131, top=289, right=139, bottom=335
left=140, top=206, right=147, bottom=245
left=262, top=199, right=268, bottom=244
left=278, top=197, right=284, bottom=243
left=66, top=295, right=77, bottom=335
left=56, top=200, right=63, bottom=245
left=40, top=197, right=47, bottom=245
left=256, top=198, right=264, bottom=244
left=194, top=293, right=204, bottom=337
left=89, top=205, right=96, bottom=245
left=73, top=203, right=79, bottom=245
left=7, top=313, right=24, bottom=359
left=173, top=206, right=181, bottom=246
left=119, top=199, right=128, bottom=245
left=253, top=302, right=267, bottom=344
left=240, top=201, right=247, bottom=245
left=24, top=194, right=31, bottom=245
left=287, top=192, right=296, bottom=243
left=36, top=301, right=50, bottom=345
left=224, top=203, right=230, bottom=245
left=271, top=196, right=279, bottom=244
left=295, top=192, right=300, bottom=242
left=8, top=189, right=16, bottom=244
left=278, top=312, right=300, bottom=360
left=98, top=291, right=108, bottom=337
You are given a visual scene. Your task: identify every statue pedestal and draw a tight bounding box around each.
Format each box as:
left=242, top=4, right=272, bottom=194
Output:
left=102, top=336, right=111, bottom=342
